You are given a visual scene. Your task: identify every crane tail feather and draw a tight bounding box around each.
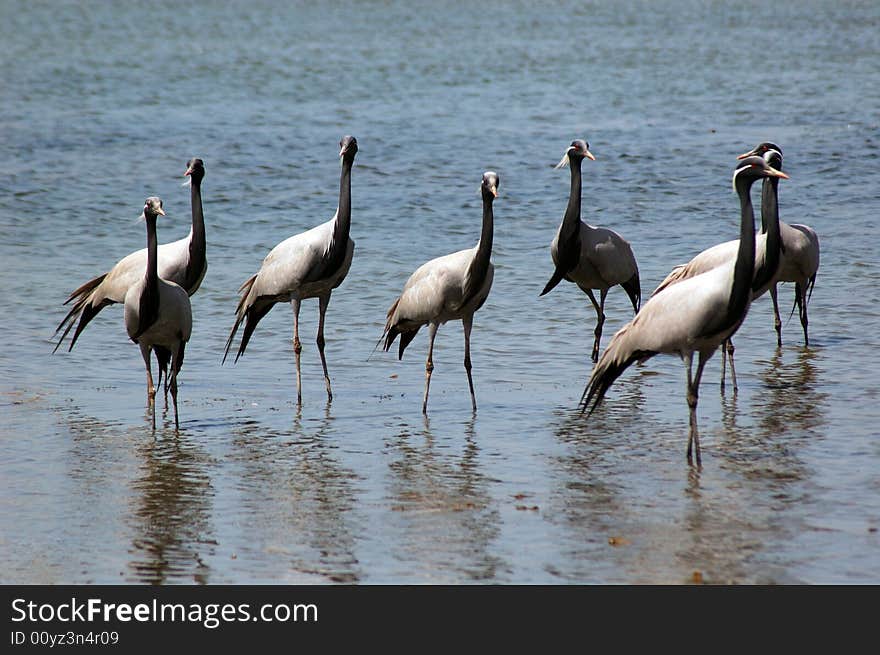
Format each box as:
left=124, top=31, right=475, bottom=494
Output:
left=581, top=346, right=655, bottom=415
left=154, top=346, right=171, bottom=395
left=61, top=273, right=107, bottom=307
left=53, top=274, right=112, bottom=352
left=622, top=272, right=641, bottom=313
left=222, top=274, right=269, bottom=365
left=540, top=268, right=566, bottom=296
left=397, top=329, right=419, bottom=360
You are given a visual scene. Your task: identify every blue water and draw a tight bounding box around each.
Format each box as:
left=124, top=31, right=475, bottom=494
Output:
left=1, top=0, right=879, bottom=584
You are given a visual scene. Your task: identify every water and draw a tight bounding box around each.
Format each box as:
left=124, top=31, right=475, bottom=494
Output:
left=1, top=0, right=879, bottom=584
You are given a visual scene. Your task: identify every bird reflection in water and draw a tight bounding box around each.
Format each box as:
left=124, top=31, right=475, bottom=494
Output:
left=127, top=435, right=214, bottom=584
left=230, top=406, right=362, bottom=583
left=714, top=346, right=823, bottom=479
left=385, top=412, right=503, bottom=581
left=754, top=346, right=826, bottom=440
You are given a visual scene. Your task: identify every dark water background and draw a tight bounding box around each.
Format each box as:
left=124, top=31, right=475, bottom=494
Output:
left=1, top=0, right=879, bottom=583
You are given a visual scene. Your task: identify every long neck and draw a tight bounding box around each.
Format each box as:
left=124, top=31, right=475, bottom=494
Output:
left=138, top=214, right=160, bottom=334
left=333, top=155, right=353, bottom=243
left=186, top=174, right=207, bottom=290
left=145, top=215, right=158, bottom=291
left=460, top=191, right=495, bottom=308
left=753, top=175, right=781, bottom=291
left=563, top=156, right=583, bottom=230
left=555, top=156, right=583, bottom=272
left=473, top=190, right=495, bottom=270
left=306, top=154, right=354, bottom=284
left=729, top=176, right=758, bottom=319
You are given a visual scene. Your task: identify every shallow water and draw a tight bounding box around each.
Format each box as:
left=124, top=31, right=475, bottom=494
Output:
left=1, top=0, right=879, bottom=584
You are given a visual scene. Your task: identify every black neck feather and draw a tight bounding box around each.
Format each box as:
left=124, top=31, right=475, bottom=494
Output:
left=725, top=174, right=759, bottom=325
left=753, top=175, right=781, bottom=292
left=186, top=173, right=207, bottom=293
left=461, top=189, right=495, bottom=308
left=557, top=156, right=583, bottom=271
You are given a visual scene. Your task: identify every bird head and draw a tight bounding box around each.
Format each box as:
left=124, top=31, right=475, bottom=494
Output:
left=184, top=158, right=205, bottom=181
left=732, top=155, right=789, bottom=191
left=481, top=171, right=499, bottom=198
left=762, top=148, right=783, bottom=170
left=737, top=141, right=783, bottom=160
left=555, top=139, right=596, bottom=169
left=142, top=196, right=166, bottom=220
left=339, top=135, right=358, bottom=160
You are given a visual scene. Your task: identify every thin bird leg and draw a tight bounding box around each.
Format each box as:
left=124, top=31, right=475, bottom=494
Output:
left=684, top=352, right=697, bottom=463
left=720, top=340, right=726, bottom=388
left=169, top=368, right=179, bottom=430
left=585, top=289, right=606, bottom=363
left=770, top=283, right=783, bottom=347
left=170, top=343, right=185, bottom=430
left=140, top=343, right=156, bottom=429
left=291, top=298, right=303, bottom=405
left=687, top=351, right=710, bottom=467
left=422, top=323, right=438, bottom=415
left=796, top=282, right=809, bottom=346
left=725, top=339, right=737, bottom=391
left=462, top=315, right=477, bottom=412
left=317, top=293, right=333, bottom=403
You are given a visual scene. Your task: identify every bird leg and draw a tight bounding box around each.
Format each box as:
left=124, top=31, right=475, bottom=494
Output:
left=140, top=344, right=156, bottom=429
left=721, top=339, right=737, bottom=392
left=462, top=315, right=477, bottom=412
left=770, top=284, right=783, bottom=347
left=586, top=289, right=607, bottom=363
left=685, top=352, right=709, bottom=466
left=725, top=339, right=737, bottom=391
left=317, top=294, right=333, bottom=402
left=796, top=282, right=810, bottom=346
left=685, top=352, right=696, bottom=461
left=423, top=323, right=438, bottom=415
left=169, top=343, right=184, bottom=430
left=291, top=298, right=303, bottom=405
left=169, top=370, right=179, bottom=430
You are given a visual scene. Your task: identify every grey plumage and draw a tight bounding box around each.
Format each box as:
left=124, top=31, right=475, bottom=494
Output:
left=224, top=136, right=358, bottom=405
left=652, top=146, right=787, bottom=390
left=540, top=139, right=641, bottom=363
left=123, top=197, right=193, bottom=429
left=582, top=156, right=789, bottom=465
left=54, top=158, right=207, bottom=352
left=382, top=171, right=499, bottom=414
left=737, top=143, right=820, bottom=346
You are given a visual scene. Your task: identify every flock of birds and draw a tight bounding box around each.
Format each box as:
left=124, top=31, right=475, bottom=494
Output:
left=52, top=136, right=820, bottom=464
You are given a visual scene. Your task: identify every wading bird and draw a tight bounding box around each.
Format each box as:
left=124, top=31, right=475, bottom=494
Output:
left=737, top=143, right=820, bottom=346
left=123, top=197, right=192, bottom=429
left=55, top=158, right=207, bottom=352
left=540, top=139, right=640, bottom=363
left=381, top=171, right=499, bottom=414
left=582, top=156, right=789, bottom=465
left=224, top=136, right=358, bottom=405
left=652, top=146, right=786, bottom=390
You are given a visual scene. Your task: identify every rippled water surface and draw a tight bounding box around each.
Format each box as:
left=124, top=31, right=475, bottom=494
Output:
left=2, top=0, right=879, bottom=584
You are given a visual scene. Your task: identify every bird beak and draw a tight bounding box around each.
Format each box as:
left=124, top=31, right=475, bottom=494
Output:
left=585, top=149, right=596, bottom=161
left=490, top=185, right=498, bottom=198
left=736, top=148, right=759, bottom=160
left=157, top=207, right=166, bottom=216
left=184, top=166, right=193, bottom=177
